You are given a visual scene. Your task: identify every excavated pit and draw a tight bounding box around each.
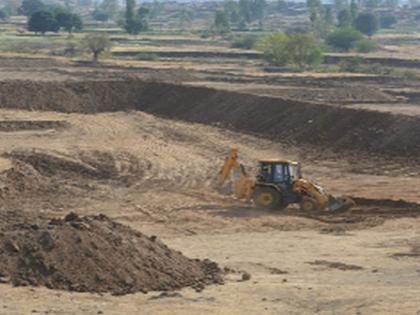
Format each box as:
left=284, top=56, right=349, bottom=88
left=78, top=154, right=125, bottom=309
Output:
left=0, top=80, right=418, bottom=161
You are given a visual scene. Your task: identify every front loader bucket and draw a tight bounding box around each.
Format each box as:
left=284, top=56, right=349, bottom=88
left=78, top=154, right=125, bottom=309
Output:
left=328, top=195, right=355, bottom=212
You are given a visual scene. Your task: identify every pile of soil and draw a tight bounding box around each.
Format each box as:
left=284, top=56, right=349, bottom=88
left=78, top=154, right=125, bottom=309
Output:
left=6, top=149, right=150, bottom=181
left=0, top=160, right=44, bottom=200
left=0, top=212, right=223, bottom=295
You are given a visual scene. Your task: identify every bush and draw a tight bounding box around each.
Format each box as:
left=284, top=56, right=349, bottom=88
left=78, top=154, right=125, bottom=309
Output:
left=134, top=52, right=159, bottom=61
left=257, top=32, right=323, bottom=69
left=286, top=33, right=323, bottom=68
left=338, top=57, right=366, bottom=72
left=326, top=27, right=363, bottom=51
left=231, top=35, right=258, bottom=49
left=354, top=38, right=377, bottom=52
left=256, top=32, right=289, bottom=66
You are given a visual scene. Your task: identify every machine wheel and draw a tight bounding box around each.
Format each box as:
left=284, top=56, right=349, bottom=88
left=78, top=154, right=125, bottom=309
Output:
left=253, top=187, right=285, bottom=210
left=300, top=197, right=319, bottom=212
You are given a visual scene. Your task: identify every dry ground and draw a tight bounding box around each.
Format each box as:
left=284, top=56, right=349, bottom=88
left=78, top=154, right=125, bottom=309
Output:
left=0, top=105, right=420, bottom=314
left=0, top=55, right=418, bottom=314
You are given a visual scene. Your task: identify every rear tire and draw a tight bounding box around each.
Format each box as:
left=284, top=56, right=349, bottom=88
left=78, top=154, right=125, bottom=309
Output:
left=253, top=187, right=285, bottom=210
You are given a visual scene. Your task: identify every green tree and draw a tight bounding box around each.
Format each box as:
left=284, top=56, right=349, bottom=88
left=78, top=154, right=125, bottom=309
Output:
left=239, top=0, right=252, bottom=23
left=99, top=0, right=119, bottom=19
left=224, top=0, right=241, bottom=24
left=350, top=0, right=358, bottom=19
left=125, top=0, right=135, bottom=32
left=55, top=11, right=83, bottom=33
left=326, top=27, right=363, bottom=51
left=333, top=0, right=347, bottom=12
left=286, top=33, right=323, bottom=69
left=82, top=33, right=112, bottom=62
left=238, top=0, right=266, bottom=26
left=306, top=0, right=323, bottom=22
left=28, top=10, right=59, bottom=34
left=324, top=7, right=334, bottom=25
left=337, top=9, right=352, bottom=27
left=353, top=12, right=378, bottom=36
left=19, top=0, right=45, bottom=16
left=124, top=0, right=147, bottom=34
left=252, top=0, right=267, bottom=27
left=379, top=14, right=397, bottom=28
left=92, top=10, right=109, bottom=22
left=0, top=9, right=9, bottom=20
left=213, top=10, right=230, bottom=35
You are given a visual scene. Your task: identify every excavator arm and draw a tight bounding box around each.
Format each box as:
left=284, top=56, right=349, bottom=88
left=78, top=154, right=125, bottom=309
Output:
left=219, top=148, right=254, bottom=200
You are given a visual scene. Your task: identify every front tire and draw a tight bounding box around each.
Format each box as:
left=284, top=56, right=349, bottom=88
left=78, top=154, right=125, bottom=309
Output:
left=300, top=196, right=319, bottom=211
left=253, top=187, right=285, bottom=210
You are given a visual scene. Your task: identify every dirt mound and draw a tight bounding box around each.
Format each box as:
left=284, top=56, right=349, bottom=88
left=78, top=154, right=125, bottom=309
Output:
left=0, top=120, right=68, bottom=132
left=0, top=160, right=44, bottom=200
left=0, top=212, right=223, bottom=295
left=0, top=80, right=419, bottom=160
left=7, top=149, right=150, bottom=181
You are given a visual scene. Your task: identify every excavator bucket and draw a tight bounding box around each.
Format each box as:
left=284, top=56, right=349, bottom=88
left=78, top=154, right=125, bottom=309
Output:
left=328, top=195, right=355, bottom=212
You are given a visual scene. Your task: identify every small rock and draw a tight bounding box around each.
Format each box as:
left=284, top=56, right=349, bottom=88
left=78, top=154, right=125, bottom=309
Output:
left=241, top=272, right=251, bottom=281
left=64, top=212, right=79, bottom=222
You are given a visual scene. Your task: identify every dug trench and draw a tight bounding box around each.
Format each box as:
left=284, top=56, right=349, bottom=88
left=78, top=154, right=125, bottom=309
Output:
left=0, top=79, right=418, bottom=162
left=0, top=78, right=419, bottom=296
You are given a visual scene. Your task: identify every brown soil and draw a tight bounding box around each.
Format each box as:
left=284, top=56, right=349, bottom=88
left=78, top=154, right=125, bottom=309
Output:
left=0, top=212, right=223, bottom=295
left=0, top=120, right=67, bottom=132
left=306, top=260, right=364, bottom=271
left=0, top=80, right=418, bottom=162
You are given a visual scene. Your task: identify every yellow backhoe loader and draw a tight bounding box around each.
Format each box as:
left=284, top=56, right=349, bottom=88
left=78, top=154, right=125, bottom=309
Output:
left=219, top=148, right=354, bottom=212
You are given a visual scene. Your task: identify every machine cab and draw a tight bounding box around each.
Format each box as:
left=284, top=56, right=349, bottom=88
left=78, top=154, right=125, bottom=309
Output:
left=256, top=160, right=301, bottom=184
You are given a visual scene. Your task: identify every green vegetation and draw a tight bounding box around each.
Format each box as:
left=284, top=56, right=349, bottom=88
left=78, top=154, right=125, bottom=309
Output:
left=19, top=0, right=45, bottom=16
left=213, top=10, right=230, bottom=35
left=337, top=9, right=352, bottom=27
left=231, top=34, right=259, bottom=49
left=338, top=58, right=418, bottom=79
left=28, top=11, right=59, bottom=34
left=326, top=27, right=363, bottom=51
left=124, top=0, right=148, bottom=34
left=82, top=33, right=112, bottom=62
left=56, top=12, right=83, bottom=34
left=257, top=32, right=323, bottom=69
left=353, top=12, right=379, bottom=36
left=379, top=14, right=397, bottom=28
left=354, top=38, right=377, bottom=53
